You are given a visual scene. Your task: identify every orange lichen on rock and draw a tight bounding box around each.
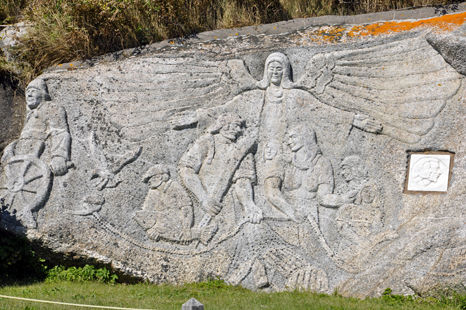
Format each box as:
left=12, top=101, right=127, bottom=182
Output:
left=348, top=11, right=466, bottom=37
left=304, top=26, right=347, bottom=44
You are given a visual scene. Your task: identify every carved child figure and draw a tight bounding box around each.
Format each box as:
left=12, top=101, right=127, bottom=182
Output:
left=134, top=165, right=194, bottom=243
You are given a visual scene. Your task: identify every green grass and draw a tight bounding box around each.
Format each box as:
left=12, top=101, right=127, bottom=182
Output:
left=0, top=280, right=463, bottom=310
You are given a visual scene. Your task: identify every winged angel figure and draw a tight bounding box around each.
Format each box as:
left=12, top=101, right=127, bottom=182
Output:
left=164, top=36, right=461, bottom=145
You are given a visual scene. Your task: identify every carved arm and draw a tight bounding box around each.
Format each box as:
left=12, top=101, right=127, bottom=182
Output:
left=317, top=184, right=357, bottom=208
left=264, top=177, right=297, bottom=221
left=235, top=178, right=262, bottom=224
left=179, top=167, right=222, bottom=216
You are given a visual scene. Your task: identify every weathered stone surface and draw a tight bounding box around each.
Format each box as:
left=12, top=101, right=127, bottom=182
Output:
left=2, top=9, right=466, bottom=297
left=0, top=76, right=25, bottom=157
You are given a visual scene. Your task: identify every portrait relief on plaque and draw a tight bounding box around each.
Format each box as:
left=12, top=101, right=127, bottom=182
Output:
left=406, top=153, right=453, bottom=192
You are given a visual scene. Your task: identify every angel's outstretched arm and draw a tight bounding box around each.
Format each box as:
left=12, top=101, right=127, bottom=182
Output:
left=170, top=96, right=242, bottom=130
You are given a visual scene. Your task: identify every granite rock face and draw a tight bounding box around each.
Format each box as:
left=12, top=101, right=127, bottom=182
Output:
left=0, top=76, right=25, bottom=156
left=2, top=10, right=466, bottom=297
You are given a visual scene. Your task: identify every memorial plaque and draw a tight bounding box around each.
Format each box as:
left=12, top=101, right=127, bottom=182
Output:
left=2, top=8, right=466, bottom=297
left=406, top=153, right=453, bottom=192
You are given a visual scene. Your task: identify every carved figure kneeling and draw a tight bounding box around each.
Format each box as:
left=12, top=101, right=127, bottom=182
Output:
left=134, top=165, right=194, bottom=244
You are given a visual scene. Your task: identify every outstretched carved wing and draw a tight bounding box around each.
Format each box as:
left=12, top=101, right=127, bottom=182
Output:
left=98, top=58, right=257, bottom=142
left=295, top=36, right=461, bottom=143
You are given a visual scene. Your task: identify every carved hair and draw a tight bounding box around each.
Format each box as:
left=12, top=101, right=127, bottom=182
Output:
left=26, top=78, right=51, bottom=101
left=412, top=157, right=441, bottom=182
left=289, top=124, right=319, bottom=149
left=207, top=112, right=245, bottom=134
left=257, top=52, right=293, bottom=89
left=142, top=164, right=170, bottom=183
left=340, top=155, right=368, bottom=181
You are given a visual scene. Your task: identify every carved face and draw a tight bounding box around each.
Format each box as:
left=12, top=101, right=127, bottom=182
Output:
left=419, top=160, right=441, bottom=184
left=264, top=141, right=279, bottom=160
left=220, top=121, right=243, bottom=141
left=267, top=61, right=284, bottom=86
left=26, top=88, right=42, bottom=109
left=287, top=130, right=303, bottom=152
left=341, top=164, right=355, bottom=182
left=148, top=174, right=165, bottom=189
left=360, top=186, right=376, bottom=204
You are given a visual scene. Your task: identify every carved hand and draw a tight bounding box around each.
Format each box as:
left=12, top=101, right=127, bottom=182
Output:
left=180, top=228, right=192, bottom=241
left=353, top=114, right=383, bottom=134
left=292, top=210, right=307, bottom=224
left=50, top=156, right=68, bottom=176
left=170, top=110, right=198, bottom=129
left=203, top=197, right=223, bottom=216
left=344, top=190, right=359, bottom=204
left=245, top=204, right=263, bottom=224
left=147, top=227, right=160, bottom=241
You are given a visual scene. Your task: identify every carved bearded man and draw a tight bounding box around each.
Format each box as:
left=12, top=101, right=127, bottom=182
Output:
left=179, top=113, right=262, bottom=231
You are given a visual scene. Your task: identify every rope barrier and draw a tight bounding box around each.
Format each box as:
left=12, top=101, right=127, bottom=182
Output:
left=0, top=294, right=155, bottom=310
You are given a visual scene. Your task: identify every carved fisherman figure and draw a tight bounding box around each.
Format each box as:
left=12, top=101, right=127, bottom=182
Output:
left=179, top=113, right=262, bottom=233
left=0, top=78, right=71, bottom=228
left=134, top=164, right=194, bottom=244
left=335, top=156, right=398, bottom=271
left=264, top=125, right=356, bottom=248
left=1, top=78, right=71, bottom=174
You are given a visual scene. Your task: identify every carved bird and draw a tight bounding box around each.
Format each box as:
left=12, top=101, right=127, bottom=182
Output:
left=88, top=131, right=142, bottom=191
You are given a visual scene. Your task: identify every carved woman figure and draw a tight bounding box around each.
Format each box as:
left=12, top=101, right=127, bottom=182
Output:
left=171, top=53, right=348, bottom=145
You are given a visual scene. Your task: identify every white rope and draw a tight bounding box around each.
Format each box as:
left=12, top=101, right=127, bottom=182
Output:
left=0, top=294, right=156, bottom=310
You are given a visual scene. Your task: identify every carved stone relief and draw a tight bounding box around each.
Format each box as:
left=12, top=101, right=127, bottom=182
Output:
left=406, top=153, right=452, bottom=192
left=1, top=13, right=466, bottom=295
left=0, top=79, right=71, bottom=228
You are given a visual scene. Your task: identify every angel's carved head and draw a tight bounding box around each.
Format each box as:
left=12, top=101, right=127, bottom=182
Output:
left=258, top=52, right=293, bottom=89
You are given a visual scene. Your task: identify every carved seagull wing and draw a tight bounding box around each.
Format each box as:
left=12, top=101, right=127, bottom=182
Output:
left=295, top=35, right=461, bottom=144
left=97, top=58, right=257, bottom=142
left=108, top=146, right=142, bottom=175
left=89, top=131, right=108, bottom=169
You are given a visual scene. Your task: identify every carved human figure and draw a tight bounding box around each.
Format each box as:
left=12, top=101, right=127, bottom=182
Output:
left=171, top=52, right=378, bottom=145
left=264, top=125, right=355, bottom=241
left=339, top=155, right=369, bottom=192
left=1, top=78, right=71, bottom=174
left=335, top=156, right=398, bottom=271
left=0, top=78, right=71, bottom=228
left=179, top=113, right=262, bottom=229
left=134, top=164, right=194, bottom=243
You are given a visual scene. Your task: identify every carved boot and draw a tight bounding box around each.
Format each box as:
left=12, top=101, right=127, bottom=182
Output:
left=253, top=261, right=269, bottom=288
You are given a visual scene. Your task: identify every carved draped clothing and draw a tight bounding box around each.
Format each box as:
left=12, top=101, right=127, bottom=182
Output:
left=142, top=180, right=193, bottom=241
left=3, top=101, right=70, bottom=161
left=179, top=134, right=256, bottom=203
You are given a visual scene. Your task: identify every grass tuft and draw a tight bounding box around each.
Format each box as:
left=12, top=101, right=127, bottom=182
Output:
left=0, top=0, right=461, bottom=86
